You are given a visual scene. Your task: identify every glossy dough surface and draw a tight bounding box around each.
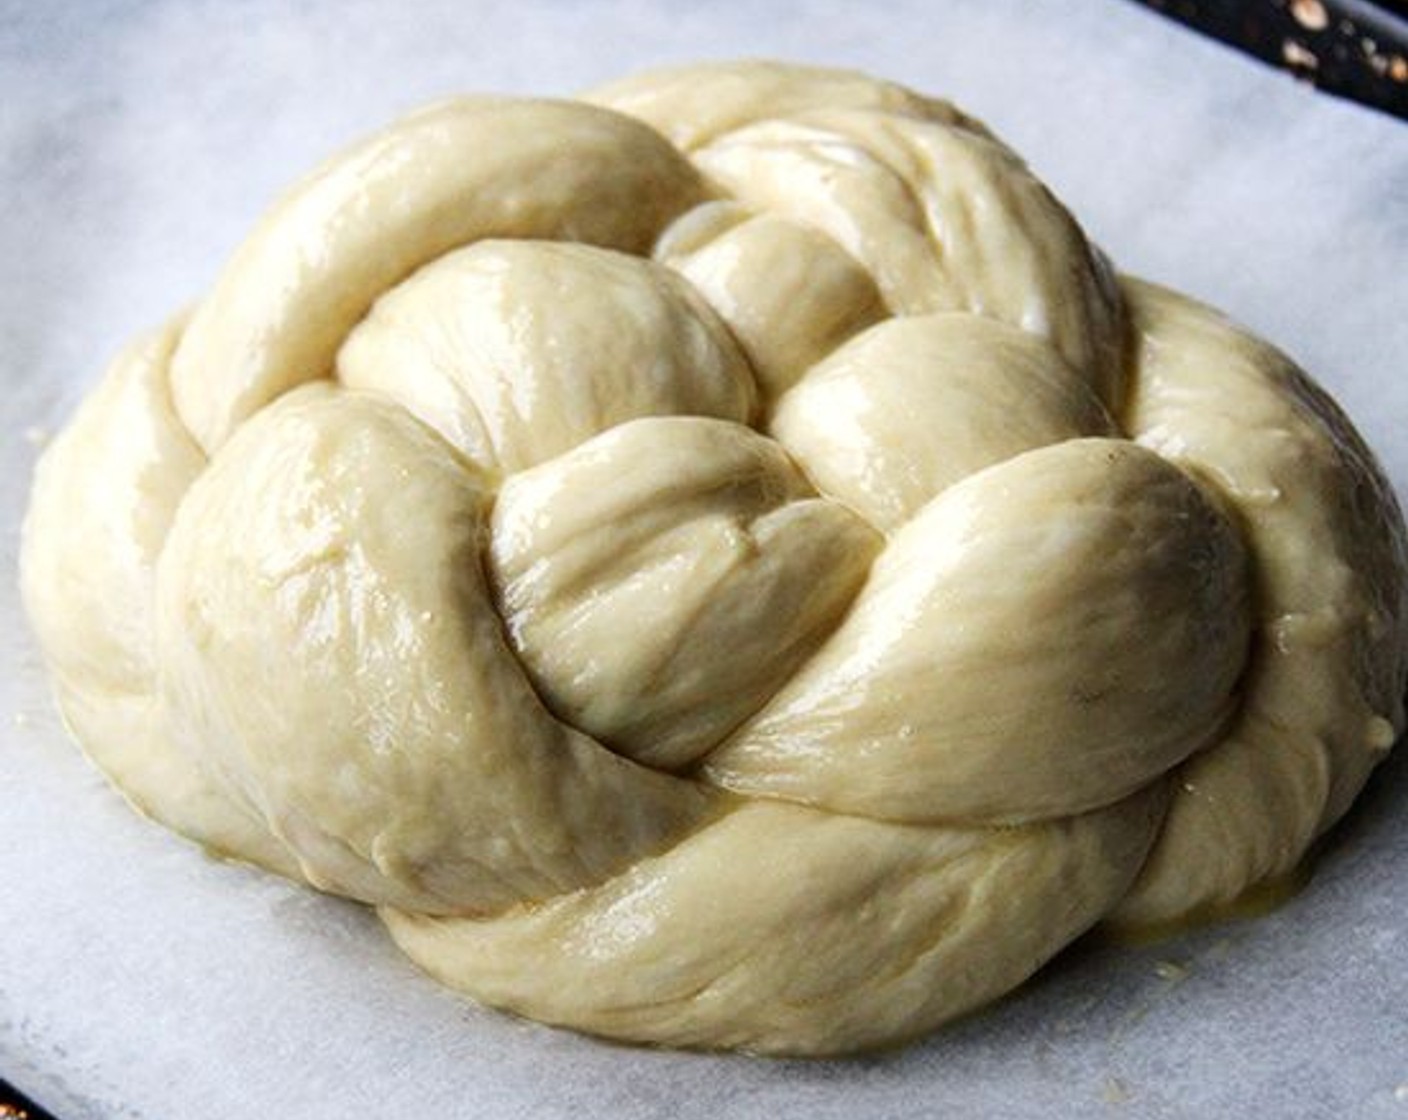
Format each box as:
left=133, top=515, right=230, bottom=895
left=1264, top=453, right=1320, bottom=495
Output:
left=21, top=61, right=1408, bottom=1056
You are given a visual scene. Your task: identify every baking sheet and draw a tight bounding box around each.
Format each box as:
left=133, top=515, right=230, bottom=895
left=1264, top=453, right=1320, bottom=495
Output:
left=2, top=1, right=1407, bottom=1117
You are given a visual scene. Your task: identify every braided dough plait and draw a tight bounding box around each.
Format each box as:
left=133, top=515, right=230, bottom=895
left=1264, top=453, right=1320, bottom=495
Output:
left=20, top=60, right=1408, bottom=1056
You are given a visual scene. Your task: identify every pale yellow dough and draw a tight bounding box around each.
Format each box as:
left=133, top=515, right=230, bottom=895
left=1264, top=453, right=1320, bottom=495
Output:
left=20, top=60, right=1408, bottom=1056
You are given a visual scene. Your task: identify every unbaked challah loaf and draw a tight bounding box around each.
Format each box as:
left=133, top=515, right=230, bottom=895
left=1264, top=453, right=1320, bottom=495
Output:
left=21, top=60, right=1408, bottom=1056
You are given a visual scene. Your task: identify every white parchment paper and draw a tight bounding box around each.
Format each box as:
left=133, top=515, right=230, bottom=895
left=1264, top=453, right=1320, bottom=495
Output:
left=2, top=2, right=1406, bottom=1117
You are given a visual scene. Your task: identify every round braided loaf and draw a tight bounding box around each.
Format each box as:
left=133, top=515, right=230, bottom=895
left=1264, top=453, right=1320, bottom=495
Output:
left=21, top=61, right=1408, bottom=1055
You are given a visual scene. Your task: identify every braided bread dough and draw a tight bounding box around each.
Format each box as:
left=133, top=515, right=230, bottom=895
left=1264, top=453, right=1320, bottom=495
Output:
left=20, top=61, right=1408, bottom=1056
